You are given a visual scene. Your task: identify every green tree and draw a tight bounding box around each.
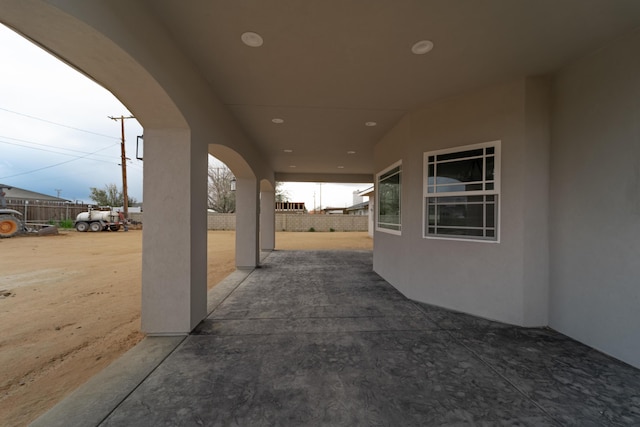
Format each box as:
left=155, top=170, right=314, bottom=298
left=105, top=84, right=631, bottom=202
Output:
left=89, top=184, right=136, bottom=207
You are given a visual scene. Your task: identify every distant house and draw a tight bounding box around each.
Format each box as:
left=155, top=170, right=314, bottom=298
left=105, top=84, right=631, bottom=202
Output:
left=321, top=207, right=347, bottom=215
left=0, top=184, right=81, bottom=222
left=345, top=201, right=368, bottom=216
left=0, top=184, right=70, bottom=203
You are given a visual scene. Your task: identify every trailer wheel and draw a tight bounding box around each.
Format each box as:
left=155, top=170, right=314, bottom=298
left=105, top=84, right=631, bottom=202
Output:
left=75, top=222, right=89, bottom=232
left=110, top=224, right=121, bottom=231
left=0, top=215, right=20, bottom=238
left=89, top=222, right=102, bottom=232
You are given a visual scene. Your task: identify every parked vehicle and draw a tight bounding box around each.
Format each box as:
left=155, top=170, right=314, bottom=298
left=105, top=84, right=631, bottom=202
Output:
left=74, top=207, right=123, bottom=232
left=0, top=186, right=57, bottom=237
left=0, top=209, right=26, bottom=238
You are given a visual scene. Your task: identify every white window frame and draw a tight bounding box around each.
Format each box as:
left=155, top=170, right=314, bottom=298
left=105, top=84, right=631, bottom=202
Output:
left=423, top=141, right=501, bottom=242
left=376, top=160, right=402, bottom=235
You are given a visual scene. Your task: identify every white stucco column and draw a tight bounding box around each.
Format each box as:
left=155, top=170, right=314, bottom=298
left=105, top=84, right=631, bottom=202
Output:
left=141, top=128, right=208, bottom=335
left=260, top=190, right=275, bottom=251
left=235, top=177, right=260, bottom=268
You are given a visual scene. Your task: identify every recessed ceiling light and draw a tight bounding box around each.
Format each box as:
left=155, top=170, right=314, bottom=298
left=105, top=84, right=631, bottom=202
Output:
left=365, top=121, right=377, bottom=127
left=411, top=40, right=434, bottom=55
left=347, top=150, right=356, bottom=154
left=337, top=166, right=345, bottom=169
left=289, top=165, right=296, bottom=168
left=272, top=118, right=284, bottom=124
left=241, top=32, right=264, bottom=47
left=283, top=149, right=293, bottom=153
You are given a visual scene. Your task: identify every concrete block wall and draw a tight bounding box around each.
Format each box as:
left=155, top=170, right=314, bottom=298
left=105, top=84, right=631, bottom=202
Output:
left=275, top=214, right=368, bottom=232
left=132, top=213, right=368, bottom=231
left=205, top=213, right=367, bottom=231
left=207, top=213, right=236, bottom=230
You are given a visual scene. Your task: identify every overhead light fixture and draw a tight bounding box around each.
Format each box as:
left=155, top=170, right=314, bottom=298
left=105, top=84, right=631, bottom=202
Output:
left=272, top=118, right=284, bottom=124
left=241, top=32, right=264, bottom=47
left=289, top=165, right=296, bottom=168
left=411, top=40, right=434, bottom=55
left=337, top=166, right=345, bottom=169
left=347, top=150, right=356, bottom=154
left=365, top=121, right=377, bottom=127
left=283, top=149, right=293, bottom=153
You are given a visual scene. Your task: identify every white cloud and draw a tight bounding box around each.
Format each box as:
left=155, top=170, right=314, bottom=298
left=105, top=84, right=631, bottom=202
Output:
left=0, top=24, right=143, bottom=202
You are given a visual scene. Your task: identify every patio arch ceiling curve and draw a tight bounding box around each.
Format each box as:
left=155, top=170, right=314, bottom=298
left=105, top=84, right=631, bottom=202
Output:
left=0, top=0, right=187, bottom=130
left=209, top=144, right=259, bottom=184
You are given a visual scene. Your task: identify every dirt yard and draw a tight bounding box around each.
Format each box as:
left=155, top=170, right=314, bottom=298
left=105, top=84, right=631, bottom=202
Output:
left=0, top=230, right=372, bottom=426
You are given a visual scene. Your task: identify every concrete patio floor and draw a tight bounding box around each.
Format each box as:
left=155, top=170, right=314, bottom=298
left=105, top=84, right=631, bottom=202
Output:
left=33, top=250, right=640, bottom=426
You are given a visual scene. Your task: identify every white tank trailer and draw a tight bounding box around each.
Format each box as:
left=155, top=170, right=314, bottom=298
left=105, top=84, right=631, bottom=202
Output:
left=74, top=208, right=122, bottom=232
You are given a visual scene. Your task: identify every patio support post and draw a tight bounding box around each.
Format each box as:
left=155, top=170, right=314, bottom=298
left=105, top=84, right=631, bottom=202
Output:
left=141, top=128, right=208, bottom=334
left=235, top=177, right=260, bottom=268
left=260, top=189, right=275, bottom=251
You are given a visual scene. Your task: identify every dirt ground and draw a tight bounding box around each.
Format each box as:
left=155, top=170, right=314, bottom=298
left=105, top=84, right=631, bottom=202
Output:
left=0, top=230, right=372, bottom=426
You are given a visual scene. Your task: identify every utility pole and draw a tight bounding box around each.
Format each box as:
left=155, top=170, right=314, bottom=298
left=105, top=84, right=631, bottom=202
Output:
left=108, top=115, right=135, bottom=219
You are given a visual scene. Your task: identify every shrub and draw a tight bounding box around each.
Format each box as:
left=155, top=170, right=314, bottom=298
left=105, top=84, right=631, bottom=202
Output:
left=57, top=219, right=74, bottom=229
left=329, top=228, right=335, bottom=232
left=308, top=227, right=316, bottom=232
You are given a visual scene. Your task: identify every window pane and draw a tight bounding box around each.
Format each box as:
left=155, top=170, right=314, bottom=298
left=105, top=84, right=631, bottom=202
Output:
left=465, top=195, right=485, bottom=203
left=436, top=203, right=484, bottom=228
left=380, top=166, right=400, bottom=181
left=378, top=164, right=401, bottom=231
left=485, top=156, right=495, bottom=181
left=486, top=147, right=495, bottom=155
left=486, top=203, right=495, bottom=228
left=428, top=203, right=435, bottom=226
left=436, top=183, right=470, bottom=193
left=437, top=149, right=483, bottom=162
left=436, top=158, right=483, bottom=185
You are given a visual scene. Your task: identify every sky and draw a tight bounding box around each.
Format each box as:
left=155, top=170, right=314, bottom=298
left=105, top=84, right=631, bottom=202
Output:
left=0, top=24, right=370, bottom=208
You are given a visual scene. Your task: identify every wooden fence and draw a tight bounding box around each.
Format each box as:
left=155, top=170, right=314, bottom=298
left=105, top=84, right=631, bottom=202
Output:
left=2, top=200, right=92, bottom=224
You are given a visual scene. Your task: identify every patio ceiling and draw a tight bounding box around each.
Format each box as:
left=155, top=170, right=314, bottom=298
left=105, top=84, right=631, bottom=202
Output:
left=146, top=0, right=640, bottom=181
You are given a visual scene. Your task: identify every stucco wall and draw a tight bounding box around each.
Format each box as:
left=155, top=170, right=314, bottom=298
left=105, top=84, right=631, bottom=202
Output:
left=550, top=29, right=640, bottom=368
left=373, top=78, right=550, bottom=326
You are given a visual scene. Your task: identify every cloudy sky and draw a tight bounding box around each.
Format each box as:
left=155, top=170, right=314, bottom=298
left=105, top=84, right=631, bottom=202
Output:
left=0, top=24, right=370, bottom=209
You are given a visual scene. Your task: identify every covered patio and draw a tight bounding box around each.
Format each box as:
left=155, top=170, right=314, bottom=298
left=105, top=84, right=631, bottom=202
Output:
left=34, top=250, right=640, bottom=426
left=2, top=2, right=640, bottom=423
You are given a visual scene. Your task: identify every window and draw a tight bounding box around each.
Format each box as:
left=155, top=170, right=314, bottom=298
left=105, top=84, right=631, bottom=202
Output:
left=424, top=141, right=500, bottom=241
left=377, top=161, right=402, bottom=234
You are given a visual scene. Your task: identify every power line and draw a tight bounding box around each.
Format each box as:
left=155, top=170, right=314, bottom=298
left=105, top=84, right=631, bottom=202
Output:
left=0, top=143, right=119, bottom=180
left=0, top=137, right=119, bottom=163
left=0, top=106, right=120, bottom=140
left=0, top=134, right=118, bottom=159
